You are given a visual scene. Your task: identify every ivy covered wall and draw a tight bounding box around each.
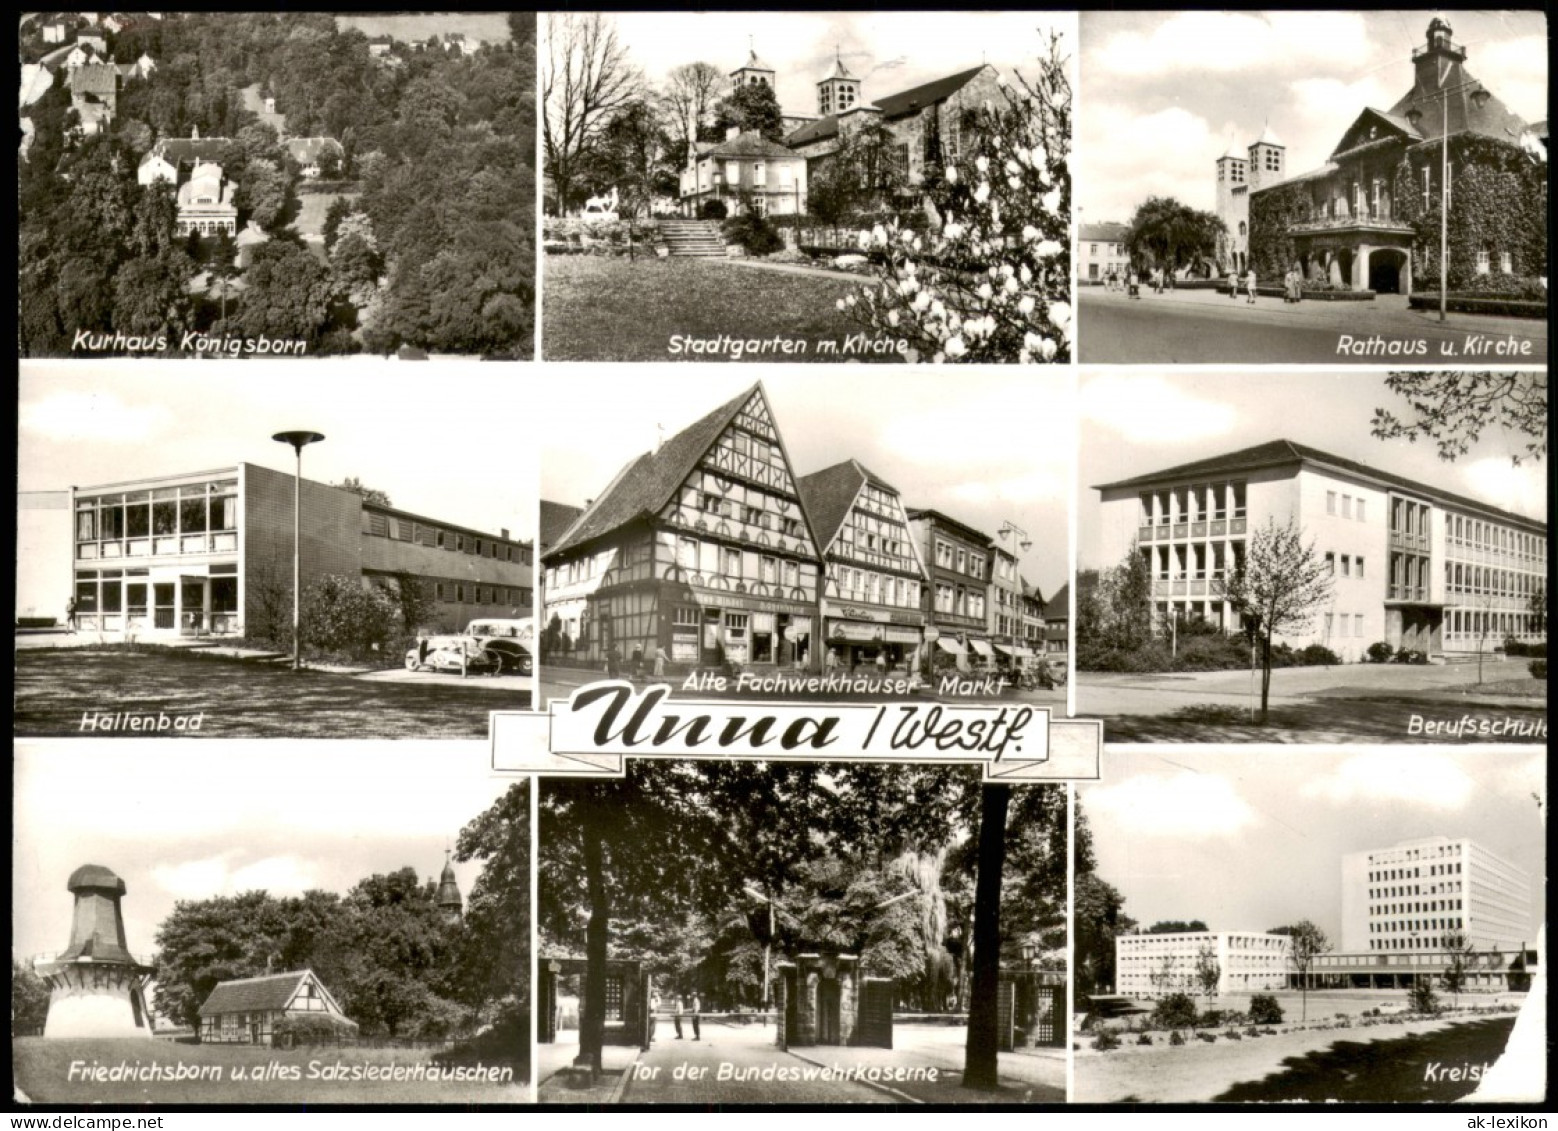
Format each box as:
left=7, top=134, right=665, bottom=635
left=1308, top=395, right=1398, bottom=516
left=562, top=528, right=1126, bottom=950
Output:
left=1247, top=181, right=1311, bottom=280
left=1247, top=134, right=1545, bottom=291
left=1392, top=135, right=1547, bottom=290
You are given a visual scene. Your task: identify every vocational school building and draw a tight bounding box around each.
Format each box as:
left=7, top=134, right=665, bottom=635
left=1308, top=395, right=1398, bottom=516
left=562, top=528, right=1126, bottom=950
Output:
left=66, top=463, right=533, bottom=639
left=1093, top=438, right=1547, bottom=661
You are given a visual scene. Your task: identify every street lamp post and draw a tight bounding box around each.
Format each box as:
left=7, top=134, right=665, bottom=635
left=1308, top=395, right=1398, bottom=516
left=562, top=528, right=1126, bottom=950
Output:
left=272, top=431, right=325, bottom=671
left=1411, top=81, right=1491, bottom=322
left=997, top=521, right=1034, bottom=683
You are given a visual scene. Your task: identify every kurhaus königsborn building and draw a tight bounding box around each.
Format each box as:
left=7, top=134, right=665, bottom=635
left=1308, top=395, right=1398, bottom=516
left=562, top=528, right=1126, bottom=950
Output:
left=542, top=384, right=1050, bottom=677
left=1218, top=17, right=1545, bottom=292
left=66, top=464, right=532, bottom=640
left=1093, top=439, right=1547, bottom=661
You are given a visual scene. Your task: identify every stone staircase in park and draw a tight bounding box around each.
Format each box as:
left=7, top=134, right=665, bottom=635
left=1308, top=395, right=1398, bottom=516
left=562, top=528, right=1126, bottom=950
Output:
left=659, top=219, right=727, bottom=258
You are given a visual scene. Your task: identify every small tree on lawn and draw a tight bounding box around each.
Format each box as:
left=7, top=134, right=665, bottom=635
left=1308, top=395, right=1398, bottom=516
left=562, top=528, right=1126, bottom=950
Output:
left=1193, top=942, right=1221, bottom=1012
left=1216, top=519, right=1333, bottom=723
left=840, top=33, right=1071, bottom=363
left=1438, top=928, right=1477, bottom=1009
left=1280, top=921, right=1330, bottom=1023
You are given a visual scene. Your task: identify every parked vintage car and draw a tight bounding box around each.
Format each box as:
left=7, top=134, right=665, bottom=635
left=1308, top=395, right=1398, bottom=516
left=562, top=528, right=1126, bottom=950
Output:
left=466, top=617, right=533, bottom=676
left=404, top=634, right=501, bottom=676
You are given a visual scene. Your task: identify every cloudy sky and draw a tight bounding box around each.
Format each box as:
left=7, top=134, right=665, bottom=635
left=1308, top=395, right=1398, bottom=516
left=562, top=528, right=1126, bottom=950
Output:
left=1080, top=747, right=1546, bottom=943
left=600, top=11, right=1073, bottom=123
left=540, top=369, right=1074, bottom=599
left=17, top=363, right=536, bottom=540
left=1077, top=10, right=1548, bottom=222
left=1077, top=370, right=1548, bottom=569
left=12, top=743, right=521, bottom=968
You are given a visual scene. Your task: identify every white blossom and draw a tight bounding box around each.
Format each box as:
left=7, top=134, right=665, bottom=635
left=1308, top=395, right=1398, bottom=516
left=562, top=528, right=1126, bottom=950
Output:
left=943, top=222, right=964, bottom=241
left=977, top=282, right=994, bottom=300
left=1018, top=295, right=1036, bottom=316
left=1042, top=187, right=1062, bottom=215
left=1022, top=225, right=1041, bottom=242
left=887, top=309, right=900, bottom=327
left=945, top=165, right=958, bottom=184
left=1036, top=239, right=1063, bottom=258
left=1004, top=275, right=1020, bottom=294
left=944, top=335, right=967, bottom=358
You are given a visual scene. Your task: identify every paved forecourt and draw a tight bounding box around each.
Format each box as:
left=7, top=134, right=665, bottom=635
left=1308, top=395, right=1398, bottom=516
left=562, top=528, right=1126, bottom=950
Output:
left=1077, top=286, right=1545, bottom=364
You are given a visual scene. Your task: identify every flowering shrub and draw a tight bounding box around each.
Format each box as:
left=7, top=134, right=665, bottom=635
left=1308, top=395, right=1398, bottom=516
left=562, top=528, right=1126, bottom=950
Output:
left=837, top=34, right=1072, bottom=363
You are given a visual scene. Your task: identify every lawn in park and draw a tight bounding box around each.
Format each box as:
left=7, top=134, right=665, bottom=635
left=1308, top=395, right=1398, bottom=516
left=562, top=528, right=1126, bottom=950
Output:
left=543, top=255, right=904, bottom=362
left=13, top=647, right=526, bottom=739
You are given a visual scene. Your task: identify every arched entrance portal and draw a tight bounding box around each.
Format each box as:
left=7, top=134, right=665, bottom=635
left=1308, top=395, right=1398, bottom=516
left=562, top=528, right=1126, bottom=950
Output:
left=1368, top=249, right=1409, bottom=294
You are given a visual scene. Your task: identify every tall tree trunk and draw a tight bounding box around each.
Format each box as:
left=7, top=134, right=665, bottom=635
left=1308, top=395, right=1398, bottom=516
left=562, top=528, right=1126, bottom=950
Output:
left=964, top=783, right=1010, bottom=1092
left=578, top=818, right=608, bottom=1074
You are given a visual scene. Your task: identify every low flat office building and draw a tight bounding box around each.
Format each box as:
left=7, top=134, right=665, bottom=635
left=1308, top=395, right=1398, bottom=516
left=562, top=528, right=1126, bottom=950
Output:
left=1094, top=439, right=1547, bottom=661
left=67, top=464, right=531, bottom=639
left=1116, top=931, right=1293, bottom=998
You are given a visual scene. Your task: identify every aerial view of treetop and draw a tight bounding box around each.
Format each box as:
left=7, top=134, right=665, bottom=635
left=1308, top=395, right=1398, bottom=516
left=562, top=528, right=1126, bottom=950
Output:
left=18, top=12, right=536, bottom=359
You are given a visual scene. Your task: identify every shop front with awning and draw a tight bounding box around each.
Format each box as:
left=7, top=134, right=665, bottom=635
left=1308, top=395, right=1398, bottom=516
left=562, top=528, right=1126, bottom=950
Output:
left=993, top=642, right=1037, bottom=670
left=821, top=600, right=924, bottom=673
left=967, top=637, right=996, bottom=669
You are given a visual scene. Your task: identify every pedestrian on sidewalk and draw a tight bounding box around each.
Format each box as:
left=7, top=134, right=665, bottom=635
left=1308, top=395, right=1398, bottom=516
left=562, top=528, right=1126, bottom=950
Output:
left=65, top=595, right=78, bottom=633
left=1227, top=267, right=1239, bottom=300
left=674, top=994, right=686, bottom=1039
left=1245, top=267, right=1258, bottom=304
left=690, top=993, right=702, bottom=1041
left=653, top=646, right=667, bottom=678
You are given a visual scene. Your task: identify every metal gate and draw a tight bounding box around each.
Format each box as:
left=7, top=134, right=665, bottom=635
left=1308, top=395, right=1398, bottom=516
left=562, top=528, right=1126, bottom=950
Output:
left=1032, top=984, right=1064, bottom=1047
left=855, top=978, right=894, bottom=1049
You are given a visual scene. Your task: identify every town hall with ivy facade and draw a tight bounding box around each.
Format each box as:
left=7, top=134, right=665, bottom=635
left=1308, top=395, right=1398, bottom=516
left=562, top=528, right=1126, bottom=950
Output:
left=1220, top=17, right=1545, bottom=296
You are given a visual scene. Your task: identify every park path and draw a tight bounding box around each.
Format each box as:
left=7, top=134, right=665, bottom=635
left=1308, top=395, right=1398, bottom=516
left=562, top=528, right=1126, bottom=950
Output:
left=620, top=1020, right=891, bottom=1104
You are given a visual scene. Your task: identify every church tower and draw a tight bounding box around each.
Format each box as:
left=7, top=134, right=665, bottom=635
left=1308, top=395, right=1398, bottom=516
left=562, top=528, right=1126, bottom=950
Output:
left=436, top=851, right=463, bottom=923
left=816, top=49, right=861, bottom=118
left=1246, top=123, right=1285, bottom=191
left=730, top=41, right=775, bottom=91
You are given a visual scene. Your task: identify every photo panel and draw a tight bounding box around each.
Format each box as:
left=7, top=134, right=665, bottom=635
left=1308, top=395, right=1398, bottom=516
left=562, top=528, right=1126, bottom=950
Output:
left=1073, top=369, right=1548, bottom=745
left=536, top=369, right=1073, bottom=713
left=535, top=761, right=1069, bottom=1105
left=19, top=12, right=535, bottom=360
left=1073, top=745, right=1546, bottom=1103
left=11, top=742, right=532, bottom=1104
left=541, top=10, right=1075, bottom=365
left=1075, top=10, right=1546, bottom=364
left=16, top=361, right=538, bottom=740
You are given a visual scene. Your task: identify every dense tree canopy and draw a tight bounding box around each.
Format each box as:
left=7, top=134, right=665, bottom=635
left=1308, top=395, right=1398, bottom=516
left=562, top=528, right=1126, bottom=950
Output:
left=540, top=760, right=1067, bottom=1091
left=19, top=11, right=534, bottom=357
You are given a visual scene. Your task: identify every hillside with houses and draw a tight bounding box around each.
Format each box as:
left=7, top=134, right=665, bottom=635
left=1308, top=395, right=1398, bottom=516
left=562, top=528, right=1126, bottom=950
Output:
left=18, top=11, right=535, bottom=359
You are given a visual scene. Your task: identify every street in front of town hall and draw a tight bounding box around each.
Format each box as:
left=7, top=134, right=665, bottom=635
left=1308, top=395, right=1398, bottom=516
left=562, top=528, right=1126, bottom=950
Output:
left=1078, top=286, right=1546, bottom=364
left=538, top=1017, right=1064, bottom=1104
